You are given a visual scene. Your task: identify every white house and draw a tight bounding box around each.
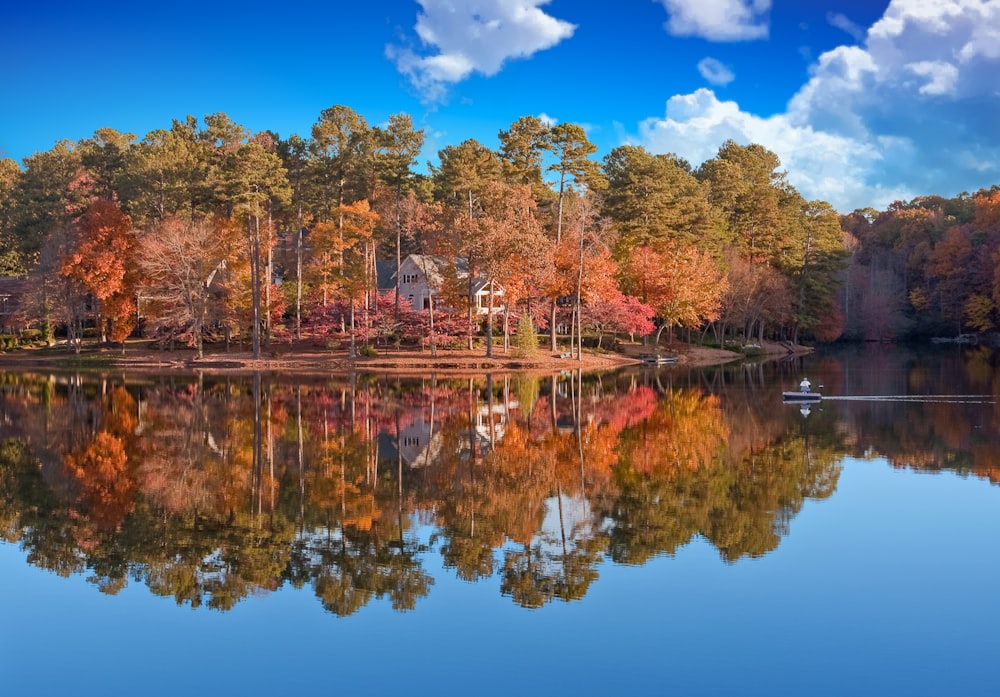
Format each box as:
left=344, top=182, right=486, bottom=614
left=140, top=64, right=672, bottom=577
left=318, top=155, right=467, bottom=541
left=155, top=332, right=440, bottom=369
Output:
left=379, top=254, right=503, bottom=315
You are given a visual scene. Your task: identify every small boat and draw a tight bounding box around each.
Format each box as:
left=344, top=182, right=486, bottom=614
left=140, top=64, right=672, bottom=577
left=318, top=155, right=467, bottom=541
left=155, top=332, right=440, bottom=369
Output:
left=782, top=391, right=821, bottom=402
left=640, top=354, right=678, bottom=365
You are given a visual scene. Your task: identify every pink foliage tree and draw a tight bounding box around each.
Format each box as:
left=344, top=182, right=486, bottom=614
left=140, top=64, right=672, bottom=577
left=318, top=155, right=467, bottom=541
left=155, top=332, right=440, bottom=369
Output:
left=582, top=290, right=656, bottom=347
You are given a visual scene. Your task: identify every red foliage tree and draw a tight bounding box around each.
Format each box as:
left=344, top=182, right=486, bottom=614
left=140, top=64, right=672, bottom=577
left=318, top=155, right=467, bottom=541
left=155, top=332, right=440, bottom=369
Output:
left=581, top=289, right=655, bottom=346
left=61, top=200, right=138, bottom=345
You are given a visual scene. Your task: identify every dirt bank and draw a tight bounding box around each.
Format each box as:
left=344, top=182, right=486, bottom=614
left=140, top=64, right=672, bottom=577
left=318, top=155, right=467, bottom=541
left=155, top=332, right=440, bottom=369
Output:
left=0, top=339, right=810, bottom=375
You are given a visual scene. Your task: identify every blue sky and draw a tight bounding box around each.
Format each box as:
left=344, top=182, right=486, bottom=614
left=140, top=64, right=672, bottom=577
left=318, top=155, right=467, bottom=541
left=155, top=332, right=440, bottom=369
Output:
left=3, top=0, right=998, bottom=212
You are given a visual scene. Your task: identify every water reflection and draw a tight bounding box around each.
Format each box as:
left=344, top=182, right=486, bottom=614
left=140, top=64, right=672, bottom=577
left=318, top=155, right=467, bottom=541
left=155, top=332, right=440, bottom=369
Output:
left=0, top=348, right=996, bottom=615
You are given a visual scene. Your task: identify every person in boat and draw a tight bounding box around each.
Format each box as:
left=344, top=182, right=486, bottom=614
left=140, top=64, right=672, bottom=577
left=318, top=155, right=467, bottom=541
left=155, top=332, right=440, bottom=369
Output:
left=799, top=377, right=811, bottom=393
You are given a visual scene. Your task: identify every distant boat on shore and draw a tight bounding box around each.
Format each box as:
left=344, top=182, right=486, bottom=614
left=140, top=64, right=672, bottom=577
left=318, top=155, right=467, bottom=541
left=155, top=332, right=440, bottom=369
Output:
left=640, top=354, right=678, bottom=365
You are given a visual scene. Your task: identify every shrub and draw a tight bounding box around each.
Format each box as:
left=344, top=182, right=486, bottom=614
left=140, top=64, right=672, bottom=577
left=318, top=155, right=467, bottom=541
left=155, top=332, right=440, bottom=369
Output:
left=512, top=315, right=539, bottom=358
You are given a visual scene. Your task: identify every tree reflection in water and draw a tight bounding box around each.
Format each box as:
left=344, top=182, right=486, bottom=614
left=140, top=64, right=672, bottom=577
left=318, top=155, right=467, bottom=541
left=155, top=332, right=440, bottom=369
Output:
left=0, top=360, right=992, bottom=615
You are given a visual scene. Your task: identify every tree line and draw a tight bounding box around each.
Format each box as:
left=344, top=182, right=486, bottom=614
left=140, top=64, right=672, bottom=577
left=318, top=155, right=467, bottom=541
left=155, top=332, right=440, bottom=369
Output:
left=840, top=187, right=1000, bottom=340
left=0, top=106, right=852, bottom=356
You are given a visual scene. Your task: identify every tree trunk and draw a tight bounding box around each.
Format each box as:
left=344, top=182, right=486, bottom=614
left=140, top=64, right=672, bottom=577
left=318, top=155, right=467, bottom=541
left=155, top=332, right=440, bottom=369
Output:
left=394, top=200, right=401, bottom=321
left=576, top=231, right=584, bottom=361
left=349, top=302, right=357, bottom=358
left=248, top=213, right=262, bottom=359
left=550, top=300, right=558, bottom=352
left=296, top=207, right=303, bottom=342
left=428, top=292, right=436, bottom=357
left=467, top=252, right=476, bottom=351
left=485, top=283, right=494, bottom=358
left=265, top=209, right=273, bottom=348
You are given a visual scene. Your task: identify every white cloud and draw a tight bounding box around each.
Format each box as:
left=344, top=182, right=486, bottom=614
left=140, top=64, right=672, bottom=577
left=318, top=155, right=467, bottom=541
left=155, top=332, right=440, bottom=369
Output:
left=863, top=0, right=1000, bottom=96
left=655, top=0, right=770, bottom=41
left=388, top=0, right=575, bottom=102
left=906, top=60, right=959, bottom=95
left=537, top=112, right=558, bottom=126
left=636, top=89, right=913, bottom=212
left=697, top=57, right=735, bottom=86
left=631, top=0, right=1000, bottom=212
left=827, top=12, right=865, bottom=42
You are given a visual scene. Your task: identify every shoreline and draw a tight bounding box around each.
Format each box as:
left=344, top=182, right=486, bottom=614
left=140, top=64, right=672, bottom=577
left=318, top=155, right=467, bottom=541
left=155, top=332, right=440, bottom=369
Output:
left=0, top=340, right=811, bottom=375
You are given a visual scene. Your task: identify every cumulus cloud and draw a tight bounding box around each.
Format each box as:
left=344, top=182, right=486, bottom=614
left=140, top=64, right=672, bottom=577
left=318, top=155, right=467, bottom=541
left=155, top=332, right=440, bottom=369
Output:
left=655, top=0, right=770, bottom=41
left=636, top=89, right=914, bottom=211
left=906, top=60, right=959, bottom=96
left=632, top=0, right=1000, bottom=212
left=388, top=0, right=575, bottom=102
left=697, top=57, right=735, bottom=86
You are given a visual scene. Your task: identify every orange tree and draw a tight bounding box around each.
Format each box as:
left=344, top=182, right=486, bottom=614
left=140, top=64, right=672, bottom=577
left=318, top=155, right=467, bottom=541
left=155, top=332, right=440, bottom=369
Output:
left=622, top=243, right=728, bottom=345
left=61, top=200, right=138, bottom=347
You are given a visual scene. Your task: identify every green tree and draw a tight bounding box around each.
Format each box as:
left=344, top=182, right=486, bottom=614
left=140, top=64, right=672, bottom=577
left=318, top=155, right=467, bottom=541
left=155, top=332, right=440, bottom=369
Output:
left=498, top=115, right=553, bottom=203
left=787, top=200, right=848, bottom=342
left=432, top=139, right=503, bottom=348
left=0, top=158, right=24, bottom=274
left=309, top=105, right=372, bottom=221
left=277, top=133, right=312, bottom=340
left=373, top=113, right=425, bottom=318
left=122, top=117, right=208, bottom=225
left=433, top=138, right=502, bottom=219
left=544, top=124, right=602, bottom=351
left=697, top=140, right=789, bottom=264
left=602, top=145, right=721, bottom=254
left=78, top=127, right=136, bottom=202
left=512, top=313, right=539, bottom=357
left=547, top=123, right=601, bottom=243
left=10, top=141, right=86, bottom=262
left=225, top=141, right=292, bottom=357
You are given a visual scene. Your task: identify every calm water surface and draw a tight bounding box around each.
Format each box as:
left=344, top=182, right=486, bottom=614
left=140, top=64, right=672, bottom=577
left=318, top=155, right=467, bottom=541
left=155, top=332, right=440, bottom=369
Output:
left=1, top=343, right=997, bottom=696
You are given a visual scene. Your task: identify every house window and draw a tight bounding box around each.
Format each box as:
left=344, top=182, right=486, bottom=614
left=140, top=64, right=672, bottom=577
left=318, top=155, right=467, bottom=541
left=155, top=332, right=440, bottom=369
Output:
left=402, top=273, right=419, bottom=284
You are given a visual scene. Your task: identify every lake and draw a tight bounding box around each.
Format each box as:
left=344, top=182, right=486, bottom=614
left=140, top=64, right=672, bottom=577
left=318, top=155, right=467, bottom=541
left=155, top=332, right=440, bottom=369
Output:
left=1, top=343, right=998, bottom=697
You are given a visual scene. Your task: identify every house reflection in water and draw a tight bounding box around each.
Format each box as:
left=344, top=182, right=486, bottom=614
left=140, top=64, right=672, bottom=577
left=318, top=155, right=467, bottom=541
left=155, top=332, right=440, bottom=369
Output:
left=395, top=392, right=519, bottom=468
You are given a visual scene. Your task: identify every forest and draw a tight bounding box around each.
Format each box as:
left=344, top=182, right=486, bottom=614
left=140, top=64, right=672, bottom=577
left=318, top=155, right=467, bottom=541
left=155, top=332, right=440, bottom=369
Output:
left=0, top=105, right=996, bottom=356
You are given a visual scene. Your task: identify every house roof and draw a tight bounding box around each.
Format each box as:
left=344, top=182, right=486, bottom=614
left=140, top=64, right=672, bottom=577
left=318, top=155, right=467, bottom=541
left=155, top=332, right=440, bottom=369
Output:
left=407, top=254, right=451, bottom=285
left=376, top=254, right=494, bottom=292
left=469, top=277, right=500, bottom=296
left=0, top=276, right=26, bottom=295
left=375, top=260, right=396, bottom=291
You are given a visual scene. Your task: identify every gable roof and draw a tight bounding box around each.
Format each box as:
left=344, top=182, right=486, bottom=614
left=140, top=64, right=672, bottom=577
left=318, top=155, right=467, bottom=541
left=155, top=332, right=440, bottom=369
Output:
left=376, top=254, right=487, bottom=292
left=468, top=277, right=503, bottom=296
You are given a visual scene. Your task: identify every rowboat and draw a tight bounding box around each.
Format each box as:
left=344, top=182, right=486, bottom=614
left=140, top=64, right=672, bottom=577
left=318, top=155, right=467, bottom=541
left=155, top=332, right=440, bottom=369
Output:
left=640, top=354, right=678, bottom=365
left=782, top=391, right=821, bottom=402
